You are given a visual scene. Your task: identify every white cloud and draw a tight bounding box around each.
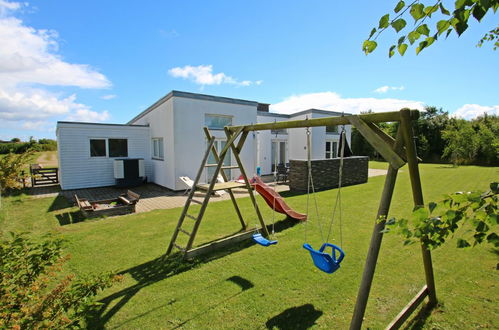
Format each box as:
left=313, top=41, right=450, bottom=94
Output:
left=0, top=1, right=111, bottom=133
left=373, top=85, right=405, bottom=94
left=168, top=65, right=261, bottom=87
left=452, top=104, right=499, bottom=120
left=101, top=94, right=116, bottom=100
left=270, top=91, right=424, bottom=115
left=66, top=108, right=110, bottom=122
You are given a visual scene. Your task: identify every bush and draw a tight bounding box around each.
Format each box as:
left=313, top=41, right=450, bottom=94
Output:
left=0, top=149, right=35, bottom=192
left=0, top=233, right=119, bottom=329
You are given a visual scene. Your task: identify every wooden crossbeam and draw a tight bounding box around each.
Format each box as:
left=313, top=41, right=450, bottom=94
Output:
left=348, top=116, right=406, bottom=169
left=386, top=285, right=429, bottom=330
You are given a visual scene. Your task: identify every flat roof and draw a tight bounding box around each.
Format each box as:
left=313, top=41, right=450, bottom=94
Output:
left=128, top=90, right=259, bottom=124
left=57, top=121, right=149, bottom=127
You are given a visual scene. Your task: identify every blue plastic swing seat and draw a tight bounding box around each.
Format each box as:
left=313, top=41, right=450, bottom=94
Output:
left=303, top=243, right=345, bottom=274
left=252, top=233, right=278, bottom=247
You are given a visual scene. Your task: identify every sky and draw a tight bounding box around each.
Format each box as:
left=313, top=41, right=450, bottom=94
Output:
left=0, top=0, right=497, bottom=140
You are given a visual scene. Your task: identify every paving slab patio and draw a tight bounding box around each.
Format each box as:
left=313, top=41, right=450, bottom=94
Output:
left=28, top=169, right=388, bottom=214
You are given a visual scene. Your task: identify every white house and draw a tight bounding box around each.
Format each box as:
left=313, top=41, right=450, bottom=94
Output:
left=56, top=90, right=351, bottom=190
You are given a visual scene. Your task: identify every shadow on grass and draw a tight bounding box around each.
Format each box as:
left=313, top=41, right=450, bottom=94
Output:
left=265, top=304, right=323, bottom=329
left=55, top=211, right=85, bottom=226
left=86, top=238, right=265, bottom=328
left=402, top=302, right=442, bottom=330
left=48, top=194, right=72, bottom=212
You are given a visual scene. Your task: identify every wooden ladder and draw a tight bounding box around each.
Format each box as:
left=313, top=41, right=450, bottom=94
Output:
left=166, top=127, right=268, bottom=256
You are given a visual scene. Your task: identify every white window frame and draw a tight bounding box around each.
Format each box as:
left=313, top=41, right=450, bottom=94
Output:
left=325, top=140, right=338, bottom=159
left=152, top=137, right=164, bottom=160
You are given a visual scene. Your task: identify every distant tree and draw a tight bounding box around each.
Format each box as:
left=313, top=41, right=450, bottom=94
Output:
left=442, top=118, right=479, bottom=165
left=413, top=106, right=450, bottom=162
left=10, top=138, right=20, bottom=143
left=363, top=0, right=499, bottom=57
left=0, top=149, right=35, bottom=191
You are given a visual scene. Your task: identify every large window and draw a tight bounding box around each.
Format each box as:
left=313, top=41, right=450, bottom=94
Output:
left=109, top=139, right=128, bottom=157
left=90, top=139, right=106, bottom=157
left=90, top=138, right=128, bottom=158
left=205, top=114, right=232, bottom=130
left=152, top=138, right=164, bottom=160
left=326, top=125, right=338, bottom=134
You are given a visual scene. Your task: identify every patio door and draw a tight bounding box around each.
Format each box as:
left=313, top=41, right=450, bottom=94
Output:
left=271, top=140, right=288, bottom=172
left=207, top=139, right=231, bottom=182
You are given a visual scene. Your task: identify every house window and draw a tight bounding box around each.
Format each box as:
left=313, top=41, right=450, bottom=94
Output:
left=325, top=141, right=338, bottom=159
left=109, top=139, right=128, bottom=157
left=90, top=139, right=106, bottom=157
left=326, top=125, right=338, bottom=134
left=205, top=114, right=232, bottom=130
left=271, top=128, right=288, bottom=135
left=152, top=138, right=164, bottom=160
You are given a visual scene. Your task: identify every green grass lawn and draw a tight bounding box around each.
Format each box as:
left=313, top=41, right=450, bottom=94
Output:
left=1, top=163, right=497, bottom=329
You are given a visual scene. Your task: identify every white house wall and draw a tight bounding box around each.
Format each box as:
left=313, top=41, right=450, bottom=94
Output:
left=172, top=96, right=256, bottom=190
left=256, top=113, right=290, bottom=175
left=56, top=123, right=151, bottom=190
left=130, top=98, right=175, bottom=189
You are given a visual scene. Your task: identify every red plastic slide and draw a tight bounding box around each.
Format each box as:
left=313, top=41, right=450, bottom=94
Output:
left=250, top=176, right=307, bottom=221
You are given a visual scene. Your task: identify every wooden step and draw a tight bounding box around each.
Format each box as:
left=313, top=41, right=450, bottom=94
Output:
left=178, top=228, right=191, bottom=236
left=185, top=214, right=198, bottom=221
left=196, top=181, right=246, bottom=191
left=173, top=244, right=186, bottom=252
left=204, top=164, right=240, bottom=169
left=190, top=199, right=203, bottom=205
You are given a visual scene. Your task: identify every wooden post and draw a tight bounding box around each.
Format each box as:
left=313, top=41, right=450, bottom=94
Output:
left=224, top=128, right=270, bottom=237
left=349, top=164, right=399, bottom=329
left=399, top=109, right=438, bottom=307
left=350, top=127, right=405, bottom=329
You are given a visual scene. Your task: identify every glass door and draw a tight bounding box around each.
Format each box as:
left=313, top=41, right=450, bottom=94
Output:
left=271, top=140, right=288, bottom=172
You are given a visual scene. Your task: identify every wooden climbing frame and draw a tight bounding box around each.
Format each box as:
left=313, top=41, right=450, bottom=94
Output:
left=167, top=108, right=437, bottom=329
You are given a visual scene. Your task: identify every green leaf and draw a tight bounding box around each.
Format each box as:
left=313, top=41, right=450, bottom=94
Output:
left=428, top=202, right=437, bottom=213
left=424, top=5, right=439, bottom=17
left=379, top=14, right=390, bottom=29
left=472, top=4, right=487, bottom=21
left=408, top=30, right=421, bottom=44
left=369, top=27, right=377, bottom=39
left=416, top=40, right=428, bottom=55
left=362, top=40, right=378, bottom=54
left=476, top=221, right=489, bottom=232
left=397, top=36, right=406, bottom=45
left=413, top=207, right=429, bottom=222
left=389, top=45, right=396, bottom=57
left=437, top=20, right=451, bottom=35
left=451, top=193, right=468, bottom=204
left=398, top=43, right=408, bottom=56
left=490, top=182, right=499, bottom=193
left=457, top=238, right=471, bottom=248
left=416, top=24, right=430, bottom=36
left=455, top=0, right=467, bottom=9
left=455, top=21, right=469, bottom=36
left=486, top=232, right=499, bottom=247
left=445, top=28, right=453, bottom=38
left=394, top=0, right=405, bottom=13
left=425, top=36, right=435, bottom=47
left=391, top=18, right=407, bottom=32
left=410, top=3, right=425, bottom=20
left=439, top=3, right=451, bottom=15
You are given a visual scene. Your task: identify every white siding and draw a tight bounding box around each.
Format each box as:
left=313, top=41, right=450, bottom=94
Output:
left=56, top=123, right=151, bottom=190
left=172, top=97, right=256, bottom=190
left=131, top=98, right=175, bottom=189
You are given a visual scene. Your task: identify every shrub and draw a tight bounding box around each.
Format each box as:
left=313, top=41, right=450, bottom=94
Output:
left=0, top=149, right=35, bottom=192
left=0, top=233, right=120, bottom=329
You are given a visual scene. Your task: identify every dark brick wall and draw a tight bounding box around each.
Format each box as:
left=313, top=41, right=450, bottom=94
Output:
left=289, top=156, right=369, bottom=192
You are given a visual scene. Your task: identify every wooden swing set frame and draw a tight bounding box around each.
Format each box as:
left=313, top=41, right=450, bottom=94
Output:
left=167, top=108, right=437, bottom=329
